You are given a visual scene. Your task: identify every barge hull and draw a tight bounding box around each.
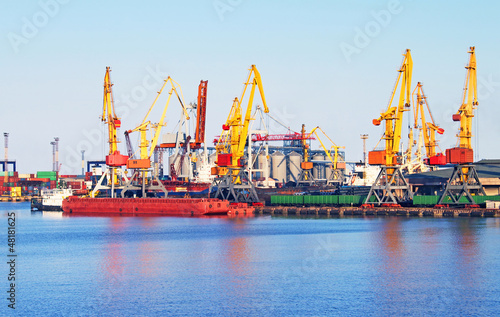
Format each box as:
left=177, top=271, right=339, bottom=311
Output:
left=62, top=196, right=230, bottom=216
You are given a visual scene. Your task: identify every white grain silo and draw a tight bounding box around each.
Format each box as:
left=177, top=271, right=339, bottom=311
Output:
left=288, top=151, right=302, bottom=183
left=271, top=151, right=286, bottom=184
left=312, top=154, right=325, bottom=179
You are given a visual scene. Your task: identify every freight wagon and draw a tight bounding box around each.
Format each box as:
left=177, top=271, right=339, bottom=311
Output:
left=270, top=195, right=500, bottom=207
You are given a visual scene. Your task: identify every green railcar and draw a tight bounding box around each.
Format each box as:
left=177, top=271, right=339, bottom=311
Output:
left=413, top=195, right=440, bottom=206
left=271, top=195, right=280, bottom=205
left=324, top=195, right=339, bottom=205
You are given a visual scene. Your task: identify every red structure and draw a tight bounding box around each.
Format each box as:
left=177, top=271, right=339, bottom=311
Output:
left=213, top=132, right=316, bottom=145
left=62, top=197, right=230, bottom=216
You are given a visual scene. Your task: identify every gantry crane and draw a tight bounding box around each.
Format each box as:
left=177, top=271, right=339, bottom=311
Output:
left=212, top=65, right=268, bottom=203
left=296, top=124, right=315, bottom=186
left=121, top=76, right=190, bottom=198
left=438, top=46, right=485, bottom=205
left=297, top=125, right=345, bottom=186
left=402, top=82, right=446, bottom=173
left=159, top=80, right=208, bottom=150
left=91, top=67, right=129, bottom=198
left=413, top=82, right=445, bottom=166
left=163, top=80, right=208, bottom=181
left=365, top=49, right=414, bottom=206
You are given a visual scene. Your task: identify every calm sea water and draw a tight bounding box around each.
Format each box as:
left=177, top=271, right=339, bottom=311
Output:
left=1, top=202, right=500, bottom=316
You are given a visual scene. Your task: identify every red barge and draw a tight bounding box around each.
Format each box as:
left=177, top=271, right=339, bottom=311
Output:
left=62, top=196, right=231, bottom=217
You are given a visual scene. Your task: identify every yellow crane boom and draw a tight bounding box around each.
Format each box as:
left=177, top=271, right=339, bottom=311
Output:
left=305, top=126, right=345, bottom=169
left=126, top=76, right=189, bottom=169
left=454, top=46, right=477, bottom=151
left=412, top=82, right=444, bottom=162
left=370, top=49, right=412, bottom=167
left=102, top=67, right=128, bottom=167
left=445, top=46, right=477, bottom=165
left=214, top=65, right=268, bottom=173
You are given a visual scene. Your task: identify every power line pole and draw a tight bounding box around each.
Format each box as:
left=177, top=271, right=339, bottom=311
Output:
left=81, top=150, right=85, bottom=176
left=361, top=134, right=368, bottom=167
left=3, top=133, right=8, bottom=184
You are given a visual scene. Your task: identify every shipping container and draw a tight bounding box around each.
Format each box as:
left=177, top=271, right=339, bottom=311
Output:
left=37, top=171, right=57, bottom=181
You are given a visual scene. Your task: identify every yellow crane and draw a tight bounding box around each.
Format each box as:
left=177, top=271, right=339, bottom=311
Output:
left=412, top=82, right=445, bottom=165
left=303, top=126, right=345, bottom=185
left=370, top=49, right=413, bottom=167
left=91, top=67, right=130, bottom=198
left=121, top=76, right=189, bottom=198
left=438, top=46, right=484, bottom=205
left=447, top=46, right=477, bottom=162
left=125, top=77, right=189, bottom=169
left=102, top=67, right=128, bottom=168
left=214, top=65, right=268, bottom=176
left=296, top=124, right=315, bottom=186
left=212, top=65, right=268, bottom=203
left=365, top=49, right=413, bottom=207
left=307, top=126, right=344, bottom=169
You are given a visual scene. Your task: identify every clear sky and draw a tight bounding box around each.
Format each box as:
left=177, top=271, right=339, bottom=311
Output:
left=1, top=0, right=500, bottom=174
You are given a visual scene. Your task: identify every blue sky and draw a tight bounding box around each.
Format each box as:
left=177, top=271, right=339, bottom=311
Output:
left=1, top=0, right=500, bottom=174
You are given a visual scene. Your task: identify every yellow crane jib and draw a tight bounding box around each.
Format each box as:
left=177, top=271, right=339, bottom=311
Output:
left=102, top=67, right=128, bottom=167
left=446, top=46, right=477, bottom=164
left=301, top=124, right=313, bottom=171
left=412, top=82, right=445, bottom=165
left=369, top=49, right=413, bottom=167
left=126, top=76, right=189, bottom=170
left=213, top=65, right=269, bottom=176
left=306, top=126, right=345, bottom=170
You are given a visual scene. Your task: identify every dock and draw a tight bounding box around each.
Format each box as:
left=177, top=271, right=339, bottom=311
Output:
left=255, top=206, right=500, bottom=218
left=0, top=196, right=31, bottom=202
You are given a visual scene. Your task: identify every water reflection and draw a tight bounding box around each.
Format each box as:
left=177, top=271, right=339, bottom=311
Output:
left=30, top=210, right=63, bottom=218
left=137, top=218, right=160, bottom=278
left=452, top=219, right=481, bottom=288
left=100, top=218, right=126, bottom=312
left=377, top=218, right=405, bottom=276
left=221, top=218, right=255, bottom=309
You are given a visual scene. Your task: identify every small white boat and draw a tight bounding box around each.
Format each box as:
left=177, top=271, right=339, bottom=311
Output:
left=31, top=188, right=74, bottom=211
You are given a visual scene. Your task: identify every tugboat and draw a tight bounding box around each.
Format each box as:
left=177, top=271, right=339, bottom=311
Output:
left=31, top=188, right=74, bottom=211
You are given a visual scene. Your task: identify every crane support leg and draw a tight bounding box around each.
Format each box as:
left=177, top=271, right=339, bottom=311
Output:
left=296, top=169, right=315, bottom=187
left=211, top=168, right=259, bottom=203
left=326, top=168, right=343, bottom=186
left=437, top=164, right=485, bottom=205
left=364, top=166, right=413, bottom=206
left=121, top=169, right=168, bottom=198
left=91, top=167, right=128, bottom=198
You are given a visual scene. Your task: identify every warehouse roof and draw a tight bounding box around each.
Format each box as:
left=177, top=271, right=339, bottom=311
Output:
left=407, top=159, right=500, bottom=185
